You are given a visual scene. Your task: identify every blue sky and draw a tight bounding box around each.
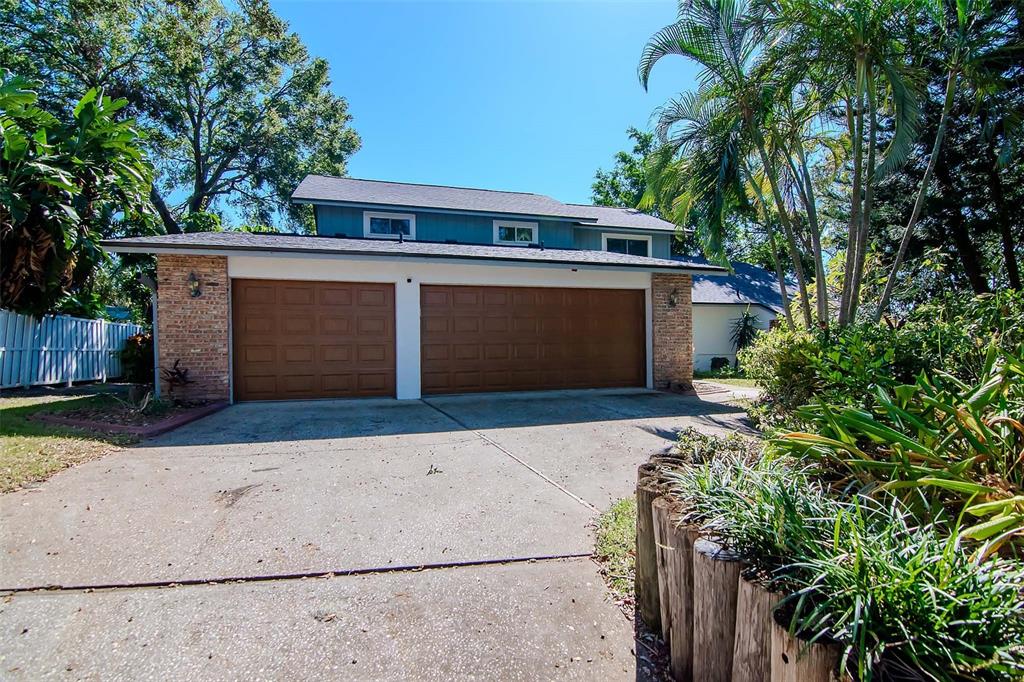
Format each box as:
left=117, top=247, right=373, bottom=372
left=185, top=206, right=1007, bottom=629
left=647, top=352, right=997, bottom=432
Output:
left=272, top=0, right=699, bottom=205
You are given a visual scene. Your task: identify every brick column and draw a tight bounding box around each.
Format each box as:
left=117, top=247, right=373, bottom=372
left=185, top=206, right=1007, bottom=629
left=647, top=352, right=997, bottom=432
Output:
left=652, top=273, right=693, bottom=391
left=156, top=254, right=230, bottom=401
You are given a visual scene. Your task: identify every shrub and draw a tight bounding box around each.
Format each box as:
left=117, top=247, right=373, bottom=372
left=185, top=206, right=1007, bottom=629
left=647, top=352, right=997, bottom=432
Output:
left=120, top=333, right=153, bottom=384
left=663, top=436, right=1024, bottom=681
left=738, top=291, right=1024, bottom=427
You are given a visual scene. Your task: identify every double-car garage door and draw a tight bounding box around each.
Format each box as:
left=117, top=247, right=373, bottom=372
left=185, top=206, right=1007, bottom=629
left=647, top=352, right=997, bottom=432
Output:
left=232, top=280, right=645, bottom=401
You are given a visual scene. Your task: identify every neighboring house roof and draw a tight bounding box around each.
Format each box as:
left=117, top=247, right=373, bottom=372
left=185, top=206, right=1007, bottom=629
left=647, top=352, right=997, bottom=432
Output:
left=680, top=257, right=787, bottom=312
left=292, top=175, right=679, bottom=232
left=564, top=204, right=677, bottom=233
left=102, top=232, right=726, bottom=274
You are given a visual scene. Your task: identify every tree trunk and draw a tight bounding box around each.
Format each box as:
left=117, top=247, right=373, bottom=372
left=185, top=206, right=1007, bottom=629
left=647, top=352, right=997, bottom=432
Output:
left=849, top=80, right=879, bottom=322
left=986, top=139, right=1021, bottom=289
left=150, top=187, right=181, bottom=234
left=767, top=223, right=795, bottom=330
left=744, top=166, right=794, bottom=330
left=875, top=66, right=959, bottom=321
left=795, top=143, right=828, bottom=326
left=935, top=158, right=990, bottom=293
left=752, top=134, right=813, bottom=328
left=839, top=89, right=863, bottom=326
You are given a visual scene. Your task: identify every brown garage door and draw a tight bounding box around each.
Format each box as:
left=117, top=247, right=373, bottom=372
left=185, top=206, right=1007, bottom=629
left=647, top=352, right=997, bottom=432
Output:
left=232, top=279, right=395, bottom=401
left=421, top=285, right=645, bottom=394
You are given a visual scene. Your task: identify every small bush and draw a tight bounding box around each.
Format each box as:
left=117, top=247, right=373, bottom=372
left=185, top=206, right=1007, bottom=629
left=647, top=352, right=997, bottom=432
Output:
left=120, top=333, right=153, bottom=384
left=738, top=291, right=1024, bottom=427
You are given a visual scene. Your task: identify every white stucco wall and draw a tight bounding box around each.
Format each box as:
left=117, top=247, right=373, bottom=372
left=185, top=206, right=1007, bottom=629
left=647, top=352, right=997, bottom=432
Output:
left=227, top=254, right=656, bottom=399
left=692, top=303, right=776, bottom=372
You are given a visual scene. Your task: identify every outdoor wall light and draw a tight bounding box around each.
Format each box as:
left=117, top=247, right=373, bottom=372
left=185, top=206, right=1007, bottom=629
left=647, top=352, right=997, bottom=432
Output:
left=668, top=288, right=679, bottom=307
left=188, top=271, right=202, bottom=298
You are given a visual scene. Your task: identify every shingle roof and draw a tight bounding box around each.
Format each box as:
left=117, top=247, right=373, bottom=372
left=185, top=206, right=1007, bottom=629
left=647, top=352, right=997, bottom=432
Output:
left=292, top=175, right=680, bottom=232
left=566, top=204, right=677, bottom=232
left=681, top=258, right=788, bottom=311
left=102, top=232, right=726, bottom=274
left=292, top=175, right=594, bottom=221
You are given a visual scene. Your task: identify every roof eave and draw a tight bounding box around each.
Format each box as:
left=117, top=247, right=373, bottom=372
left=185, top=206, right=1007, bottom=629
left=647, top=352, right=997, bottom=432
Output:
left=100, top=240, right=724, bottom=275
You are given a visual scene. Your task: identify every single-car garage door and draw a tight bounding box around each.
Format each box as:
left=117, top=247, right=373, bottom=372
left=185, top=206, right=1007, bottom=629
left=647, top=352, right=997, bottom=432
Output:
left=420, top=285, right=645, bottom=394
left=232, top=279, right=395, bottom=401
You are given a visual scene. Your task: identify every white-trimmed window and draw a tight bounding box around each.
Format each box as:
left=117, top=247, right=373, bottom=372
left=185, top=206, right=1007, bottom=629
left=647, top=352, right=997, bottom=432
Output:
left=493, top=220, right=538, bottom=245
left=602, top=233, right=651, bottom=257
left=363, top=211, right=416, bottom=239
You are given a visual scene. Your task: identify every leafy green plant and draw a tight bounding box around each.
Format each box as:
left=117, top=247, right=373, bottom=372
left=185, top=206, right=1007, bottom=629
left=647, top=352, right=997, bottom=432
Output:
left=730, top=307, right=761, bottom=367
left=662, top=435, right=1024, bottom=680
left=0, top=72, right=153, bottom=315
left=739, top=291, right=1024, bottom=428
left=785, top=499, right=1024, bottom=681
left=773, top=347, right=1024, bottom=552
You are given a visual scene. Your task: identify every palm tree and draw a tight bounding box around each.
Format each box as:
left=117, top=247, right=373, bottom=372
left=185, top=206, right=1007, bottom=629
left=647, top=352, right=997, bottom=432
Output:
left=639, top=0, right=816, bottom=328
left=765, top=0, right=924, bottom=325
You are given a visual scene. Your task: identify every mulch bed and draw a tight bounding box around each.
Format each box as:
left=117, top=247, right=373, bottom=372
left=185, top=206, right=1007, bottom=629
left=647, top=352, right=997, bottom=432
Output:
left=34, top=400, right=228, bottom=437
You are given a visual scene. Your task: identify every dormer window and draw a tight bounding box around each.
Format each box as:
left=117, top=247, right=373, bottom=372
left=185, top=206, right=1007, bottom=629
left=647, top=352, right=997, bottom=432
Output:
left=493, top=220, right=538, bottom=245
left=364, top=211, right=415, bottom=240
left=602, top=233, right=651, bottom=257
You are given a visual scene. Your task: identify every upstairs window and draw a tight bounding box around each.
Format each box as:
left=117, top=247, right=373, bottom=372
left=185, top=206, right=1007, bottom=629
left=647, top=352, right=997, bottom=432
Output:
left=493, top=220, right=538, bottom=245
left=364, top=211, right=416, bottom=240
left=602, top=233, right=651, bottom=257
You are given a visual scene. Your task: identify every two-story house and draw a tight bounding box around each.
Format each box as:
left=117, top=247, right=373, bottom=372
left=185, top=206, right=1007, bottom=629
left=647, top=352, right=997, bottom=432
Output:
left=102, top=175, right=724, bottom=402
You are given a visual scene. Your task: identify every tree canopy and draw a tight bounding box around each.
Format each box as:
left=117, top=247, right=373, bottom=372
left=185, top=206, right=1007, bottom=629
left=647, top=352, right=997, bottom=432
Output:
left=1, top=0, right=360, bottom=234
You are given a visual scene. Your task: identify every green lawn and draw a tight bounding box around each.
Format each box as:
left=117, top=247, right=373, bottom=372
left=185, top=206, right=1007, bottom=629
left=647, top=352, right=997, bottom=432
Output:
left=0, top=389, right=137, bottom=493
left=594, top=497, right=637, bottom=605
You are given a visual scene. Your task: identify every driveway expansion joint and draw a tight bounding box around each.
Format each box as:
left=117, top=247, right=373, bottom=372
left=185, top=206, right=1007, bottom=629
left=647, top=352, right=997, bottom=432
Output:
left=420, top=398, right=600, bottom=512
left=0, top=552, right=594, bottom=597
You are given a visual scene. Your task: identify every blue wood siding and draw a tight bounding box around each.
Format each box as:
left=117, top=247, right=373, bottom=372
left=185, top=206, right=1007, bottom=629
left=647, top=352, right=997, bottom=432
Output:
left=314, top=205, right=673, bottom=258
left=316, top=205, right=576, bottom=248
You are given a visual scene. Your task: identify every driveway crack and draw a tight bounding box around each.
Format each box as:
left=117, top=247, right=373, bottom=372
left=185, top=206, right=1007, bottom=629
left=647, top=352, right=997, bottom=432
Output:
left=420, top=399, right=599, bottom=513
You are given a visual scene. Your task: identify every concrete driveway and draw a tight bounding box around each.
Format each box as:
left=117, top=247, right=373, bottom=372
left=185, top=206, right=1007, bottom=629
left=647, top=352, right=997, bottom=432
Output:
left=0, top=388, right=748, bottom=680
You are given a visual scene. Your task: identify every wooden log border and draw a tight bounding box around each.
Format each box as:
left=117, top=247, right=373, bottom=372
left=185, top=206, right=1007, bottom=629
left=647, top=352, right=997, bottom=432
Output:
left=638, top=457, right=845, bottom=682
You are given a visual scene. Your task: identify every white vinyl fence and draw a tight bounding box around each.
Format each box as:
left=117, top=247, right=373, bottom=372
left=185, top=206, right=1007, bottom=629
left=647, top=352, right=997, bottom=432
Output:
left=0, top=310, right=143, bottom=389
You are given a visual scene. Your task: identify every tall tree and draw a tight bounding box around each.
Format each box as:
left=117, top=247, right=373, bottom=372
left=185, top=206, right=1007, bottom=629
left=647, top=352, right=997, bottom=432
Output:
left=1, top=0, right=360, bottom=233
left=592, top=127, right=659, bottom=215
left=874, top=0, right=1003, bottom=320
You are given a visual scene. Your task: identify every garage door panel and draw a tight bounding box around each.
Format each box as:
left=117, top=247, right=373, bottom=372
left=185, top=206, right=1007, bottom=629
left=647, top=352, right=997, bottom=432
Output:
left=421, top=285, right=645, bottom=394
left=282, top=345, right=315, bottom=363
left=319, top=287, right=353, bottom=306
left=281, top=315, right=314, bottom=334
left=281, top=286, right=314, bottom=306
left=233, top=280, right=395, bottom=401
left=239, top=284, right=277, bottom=305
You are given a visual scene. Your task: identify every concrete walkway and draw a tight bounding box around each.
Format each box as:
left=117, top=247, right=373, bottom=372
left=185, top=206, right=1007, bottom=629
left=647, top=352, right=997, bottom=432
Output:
left=0, top=389, right=749, bottom=680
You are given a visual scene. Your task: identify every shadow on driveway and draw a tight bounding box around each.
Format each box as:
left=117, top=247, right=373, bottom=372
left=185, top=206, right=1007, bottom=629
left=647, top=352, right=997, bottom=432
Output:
left=142, top=388, right=751, bottom=449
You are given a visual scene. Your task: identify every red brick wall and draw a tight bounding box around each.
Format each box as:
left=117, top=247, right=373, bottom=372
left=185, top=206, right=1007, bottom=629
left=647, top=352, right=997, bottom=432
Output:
left=652, top=273, right=693, bottom=391
left=156, top=255, right=230, bottom=401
